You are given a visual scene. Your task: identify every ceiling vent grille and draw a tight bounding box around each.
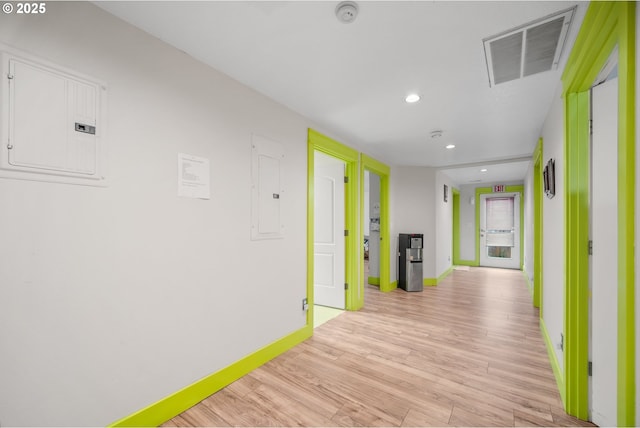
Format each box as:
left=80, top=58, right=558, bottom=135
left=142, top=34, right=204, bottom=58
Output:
left=483, top=7, right=575, bottom=86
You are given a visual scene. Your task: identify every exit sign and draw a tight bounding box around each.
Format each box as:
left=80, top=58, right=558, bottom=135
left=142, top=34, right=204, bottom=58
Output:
left=493, top=185, right=505, bottom=192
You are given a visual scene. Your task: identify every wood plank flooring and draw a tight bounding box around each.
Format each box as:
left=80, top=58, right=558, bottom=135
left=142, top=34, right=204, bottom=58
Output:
left=163, top=267, right=595, bottom=427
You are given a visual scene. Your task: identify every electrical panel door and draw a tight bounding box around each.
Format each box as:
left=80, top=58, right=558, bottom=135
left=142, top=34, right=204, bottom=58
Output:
left=0, top=47, right=106, bottom=185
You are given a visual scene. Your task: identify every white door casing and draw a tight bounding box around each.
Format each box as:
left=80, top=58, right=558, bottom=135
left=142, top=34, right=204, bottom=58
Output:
left=479, top=193, right=520, bottom=269
left=590, top=77, right=618, bottom=427
left=314, top=151, right=345, bottom=309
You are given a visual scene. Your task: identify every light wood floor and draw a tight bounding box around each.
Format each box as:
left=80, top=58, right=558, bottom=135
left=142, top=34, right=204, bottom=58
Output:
left=163, top=267, right=595, bottom=427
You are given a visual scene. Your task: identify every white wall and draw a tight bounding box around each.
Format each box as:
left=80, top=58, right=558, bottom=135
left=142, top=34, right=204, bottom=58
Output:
left=0, top=3, right=317, bottom=425
left=390, top=166, right=436, bottom=281
left=524, top=162, right=535, bottom=285
left=435, top=172, right=453, bottom=277
left=540, top=82, right=565, bottom=370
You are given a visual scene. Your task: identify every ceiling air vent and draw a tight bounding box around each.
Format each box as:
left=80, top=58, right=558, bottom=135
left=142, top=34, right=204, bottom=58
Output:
left=483, top=7, right=575, bottom=86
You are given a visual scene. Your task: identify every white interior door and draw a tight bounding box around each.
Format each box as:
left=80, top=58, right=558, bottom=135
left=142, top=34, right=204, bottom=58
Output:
left=479, top=193, right=520, bottom=269
left=314, top=151, right=345, bottom=309
left=590, top=76, right=618, bottom=427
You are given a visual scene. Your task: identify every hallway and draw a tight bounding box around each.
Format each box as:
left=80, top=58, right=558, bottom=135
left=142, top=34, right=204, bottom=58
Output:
left=163, top=268, right=594, bottom=427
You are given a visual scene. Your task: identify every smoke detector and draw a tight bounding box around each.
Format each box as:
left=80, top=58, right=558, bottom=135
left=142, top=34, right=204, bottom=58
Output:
left=336, top=1, right=358, bottom=24
left=430, top=130, right=443, bottom=139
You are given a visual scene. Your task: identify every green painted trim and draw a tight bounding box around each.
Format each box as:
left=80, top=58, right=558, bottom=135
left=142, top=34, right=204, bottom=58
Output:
left=457, top=259, right=479, bottom=267
left=563, top=90, right=591, bottom=420
left=474, top=185, right=525, bottom=268
left=424, top=278, right=437, bottom=287
left=522, top=270, right=533, bottom=297
left=562, top=3, right=635, bottom=424
left=361, top=153, right=391, bottom=294
left=423, top=266, right=455, bottom=287
left=452, top=188, right=461, bottom=265
left=389, top=280, right=398, bottom=291
left=533, top=138, right=544, bottom=312
left=541, top=318, right=566, bottom=407
left=308, top=130, right=360, bottom=311
left=306, top=138, right=315, bottom=324
left=109, top=326, right=311, bottom=427
left=367, top=277, right=380, bottom=286
left=438, top=266, right=454, bottom=283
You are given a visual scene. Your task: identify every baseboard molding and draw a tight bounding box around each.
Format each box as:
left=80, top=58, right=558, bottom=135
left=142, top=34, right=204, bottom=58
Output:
left=109, top=325, right=312, bottom=427
left=457, top=259, right=479, bottom=267
left=540, top=318, right=566, bottom=407
left=385, top=280, right=398, bottom=292
left=423, top=266, right=455, bottom=287
left=367, top=276, right=380, bottom=286
left=522, top=270, right=533, bottom=296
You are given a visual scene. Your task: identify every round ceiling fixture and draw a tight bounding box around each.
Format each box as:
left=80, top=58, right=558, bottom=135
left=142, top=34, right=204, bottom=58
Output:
left=445, top=144, right=456, bottom=149
left=336, top=1, right=359, bottom=24
left=405, top=93, right=420, bottom=103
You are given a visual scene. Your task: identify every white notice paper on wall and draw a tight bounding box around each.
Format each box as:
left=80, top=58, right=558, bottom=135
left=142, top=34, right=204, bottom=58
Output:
left=178, top=153, right=210, bottom=199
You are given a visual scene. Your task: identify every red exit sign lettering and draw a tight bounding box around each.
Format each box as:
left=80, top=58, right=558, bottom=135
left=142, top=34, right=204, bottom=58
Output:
left=493, top=185, right=505, bottom=192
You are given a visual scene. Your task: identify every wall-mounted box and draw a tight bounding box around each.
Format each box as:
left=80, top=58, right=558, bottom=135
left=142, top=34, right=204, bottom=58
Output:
left=0, top=45, right=107, bottom=186
left=251, top=134, right=285, bottom=240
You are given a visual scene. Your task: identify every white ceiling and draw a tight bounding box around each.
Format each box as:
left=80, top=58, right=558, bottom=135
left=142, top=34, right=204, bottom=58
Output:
left=439, top=159, right=533, bottom=187
left=96, top=1, right=587, bottom=185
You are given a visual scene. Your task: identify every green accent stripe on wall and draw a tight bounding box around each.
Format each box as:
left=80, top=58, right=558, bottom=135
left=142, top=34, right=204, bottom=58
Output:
left=367, top=277, right=380, bottom=286
left=109, top=326, right=312, bottom=427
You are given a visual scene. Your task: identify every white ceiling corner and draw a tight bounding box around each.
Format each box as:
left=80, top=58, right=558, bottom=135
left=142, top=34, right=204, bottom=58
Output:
left=95, top=1, right=587, bottom=184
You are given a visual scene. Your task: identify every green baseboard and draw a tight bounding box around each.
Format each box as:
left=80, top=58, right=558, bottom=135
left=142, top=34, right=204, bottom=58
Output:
left=522, top=270, right=533, bottom=297
left=423, top=266, right=455, bottom=287
left=367, top=276, right=380, bottom=286
left=540, top=318, right=566, bottom=407
left=385, top=280, right=398, bottom=292
left=457, top=259, right=479, bottom=267
left=109, top=325, right=312, bottom=427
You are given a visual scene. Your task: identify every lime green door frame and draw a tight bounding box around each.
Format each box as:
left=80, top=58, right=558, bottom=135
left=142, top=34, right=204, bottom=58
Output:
left=452, top=188, right=461, bottom=265
left=474, top=185, right=525, bottom=269
left=533, top=139, right=543, bottom=312
left=561, top=2, right=635, bottom=424
left=360, top=154, right=392, bottom=298
left=308, top=129, right=360, bottom=314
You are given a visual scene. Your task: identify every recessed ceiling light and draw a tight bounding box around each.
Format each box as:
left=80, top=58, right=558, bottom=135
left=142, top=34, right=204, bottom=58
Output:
left=480, top=168, right=488, bottom=172
left=405, top=94, right=420, bottom=103
left=445, top=144, right=455, bottom=149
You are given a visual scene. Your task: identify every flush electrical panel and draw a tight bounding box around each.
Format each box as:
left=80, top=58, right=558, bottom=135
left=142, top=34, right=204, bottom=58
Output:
left=0, top=46, right=107, bottom=185
left=251, top=134, right=285, bottom=240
